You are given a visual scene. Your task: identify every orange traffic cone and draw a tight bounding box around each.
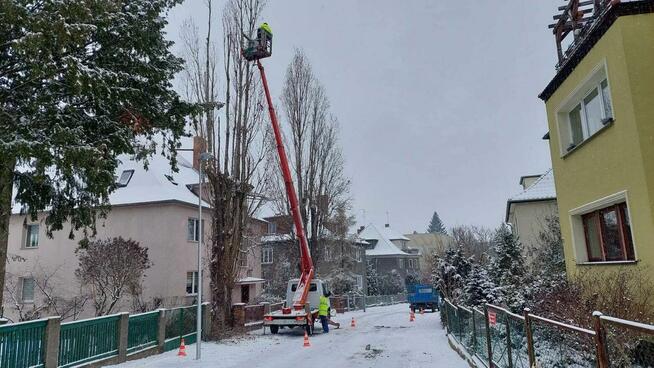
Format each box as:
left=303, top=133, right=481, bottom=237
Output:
left=350, top=317, right=356, bottom=328
left=410, top=310, right=415, bottom=322
left=303, top=331, right=311, bottom=347
left=177, top=338, right=187, bottom=357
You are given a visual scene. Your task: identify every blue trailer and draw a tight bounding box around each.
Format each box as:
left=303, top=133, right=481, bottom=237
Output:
left=407, top=284, right=440, bottom=312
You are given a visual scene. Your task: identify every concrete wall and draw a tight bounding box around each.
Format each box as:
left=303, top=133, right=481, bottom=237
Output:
left=4, top=202, right=212, bottom=321
left=543, top=12, right=654, bottom=279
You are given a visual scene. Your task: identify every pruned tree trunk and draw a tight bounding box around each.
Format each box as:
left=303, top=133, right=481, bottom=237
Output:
left=0, top=155, right=16, bottom=311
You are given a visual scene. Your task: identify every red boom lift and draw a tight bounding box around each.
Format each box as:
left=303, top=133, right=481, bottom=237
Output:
left=244, top=27, right=324, bottom=334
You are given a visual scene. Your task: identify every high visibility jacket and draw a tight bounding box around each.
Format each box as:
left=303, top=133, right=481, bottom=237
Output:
left=319, top=295, right=329, bottom=316
left=260, top=23, right=272, bottom=35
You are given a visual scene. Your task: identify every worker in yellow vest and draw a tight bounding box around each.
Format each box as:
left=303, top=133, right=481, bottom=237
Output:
left=319, top=292, right=330, bottom=333
left=259, top=22, right=272, bottom=36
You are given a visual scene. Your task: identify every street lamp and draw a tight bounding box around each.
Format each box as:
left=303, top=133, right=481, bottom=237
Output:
left=196, top=151, right=213, bottom=360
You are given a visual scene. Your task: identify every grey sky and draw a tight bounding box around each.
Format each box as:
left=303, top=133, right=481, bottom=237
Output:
left=166, top=0, right=561, bottom=234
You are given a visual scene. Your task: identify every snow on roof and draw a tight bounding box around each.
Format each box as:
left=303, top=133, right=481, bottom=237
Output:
left=359, top=223, right=409, bottom=257
left=12, top=152, right=208, bottom=214
left=380, top=225, right=410, bottom=241
left=236, top=277, right=265, bottom=284
left=508, top=169, right=556, bottom=202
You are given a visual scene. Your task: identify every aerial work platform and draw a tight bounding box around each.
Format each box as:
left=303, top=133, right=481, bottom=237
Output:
left=243, top=25, right=272, bottom=61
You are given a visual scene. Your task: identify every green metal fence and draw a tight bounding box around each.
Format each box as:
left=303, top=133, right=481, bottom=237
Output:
left=57, top=314, right=120, bottom=367
left=0, top=318, right=47, bottom=368
left=163, top=306, right=197, bottom=352
left=127, top=311, right=159, bottom=354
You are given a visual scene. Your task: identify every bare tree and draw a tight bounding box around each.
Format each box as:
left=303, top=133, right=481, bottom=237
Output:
left=5, top=265, right=89, bottom=322
left=451, top=225, right=493, bottom=264
left=180, top=0, right=270, bottom=336
left=268, top=49, right=351, bottom=264
left=75, top=237, right=151, bottom=316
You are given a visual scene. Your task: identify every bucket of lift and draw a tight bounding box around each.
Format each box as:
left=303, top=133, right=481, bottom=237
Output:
left=242, top=28, right=272, bottom=61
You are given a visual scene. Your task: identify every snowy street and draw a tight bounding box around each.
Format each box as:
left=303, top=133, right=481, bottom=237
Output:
left=109, top=303, right=468, bottom=368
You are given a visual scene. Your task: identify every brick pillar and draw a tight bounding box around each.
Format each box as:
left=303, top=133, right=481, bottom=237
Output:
left=231, top=303, right=245, bottom=331
left=116, top=312, right=130, bottom=362
left=43, top=316, right=61, bottom=368
left=157, top=309, right=167, bottom=353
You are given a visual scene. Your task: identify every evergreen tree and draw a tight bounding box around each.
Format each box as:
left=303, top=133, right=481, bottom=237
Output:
left=432, top=245, right=472, bottom=303
left=427, top=211, right=447, bottom=234
left=0, top=0, right=194, bottom=306
left=530, top=216, right=566, bottom=301
left=366, top=261, right=381, bottom=296
left=490, top=224, right=527, bottom=311
left=464, top=263, right=501, bottom=307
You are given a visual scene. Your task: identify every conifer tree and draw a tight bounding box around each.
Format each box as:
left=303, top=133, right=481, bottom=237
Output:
left=490, top=224, right=527, bottom=311
left=0, top=0, right=193, bottom=307
left=464, top=263, right=500, bottom=307
left=427, top=211, right=447, bottom=234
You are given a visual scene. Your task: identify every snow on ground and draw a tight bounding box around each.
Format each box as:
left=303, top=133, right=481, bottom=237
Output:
left=109, top=303, right=468, bottom=368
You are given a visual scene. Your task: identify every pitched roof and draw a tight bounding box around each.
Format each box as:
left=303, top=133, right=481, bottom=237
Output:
left=12, top=152, right=207, bottom=214
left=359, top=223, right=409, bottom=257
left=508, top=169, right=556, bottom=202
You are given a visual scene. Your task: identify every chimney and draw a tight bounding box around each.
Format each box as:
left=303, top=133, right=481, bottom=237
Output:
left=384, top=224, right=389, bottom=228
left=192, top=136, right=206, bottom=170
left=357, top=226, right=365, bottom=234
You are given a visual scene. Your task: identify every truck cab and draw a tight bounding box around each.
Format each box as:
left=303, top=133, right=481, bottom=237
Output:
left=286, top=279, right=330, bottom=311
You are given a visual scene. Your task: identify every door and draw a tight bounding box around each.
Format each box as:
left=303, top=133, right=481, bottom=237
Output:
left=241, top=285, right=250, bottom=304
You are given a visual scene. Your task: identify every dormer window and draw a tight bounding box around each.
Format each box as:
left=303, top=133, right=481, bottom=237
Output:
left=116, top=170, right=134, bottom=187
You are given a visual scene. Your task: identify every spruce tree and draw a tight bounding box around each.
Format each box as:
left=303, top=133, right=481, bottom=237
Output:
left=490, top=224, right=527, bottom=311
left=0, top=0, right=194, bottom=307
left=427, top=211, right=447, bottom=234
left=366, top=261, right=381, bottom=296
left=464, top=263, right=500, bottom=307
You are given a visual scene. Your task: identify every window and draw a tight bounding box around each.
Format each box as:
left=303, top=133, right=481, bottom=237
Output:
left=355, top=275, right=363, bottom=290
left=407, top=258, right=418, bottom=269
left=324, top=247, right=332, bottom=261
left=262, top=247, right=273, bottom=264
left=560, top=75, right=613, bottom=153
left=239, top=254, right=248, bottom=268
left=186, top=271, right=199, bottom=295
left=398, top=258, right=404, bottom=269
left=355, top=249, right=362, bottom=262
left=291, top=283, right=318, bottom=292
left=21, top=277, right=35, bottom=303
left=267, top=222, right=277, bottom=235
left=116, top=169, right=134, bottom=187
left=581, top=202, right=634, bottom=262
left=187, top=218, right=204, bottom=242
left=24, top=224, right=39, bottom=248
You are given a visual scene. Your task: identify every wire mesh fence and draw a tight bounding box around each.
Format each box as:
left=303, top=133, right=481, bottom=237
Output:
left=529, top=314, right=597, bottom=368
left=602, top=315, right=654, bottom=368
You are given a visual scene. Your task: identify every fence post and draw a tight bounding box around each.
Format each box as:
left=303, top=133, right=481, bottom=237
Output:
left=484, top=305, right=494, bottom=368
left=505, top=313, right=513, bottom=368
left=117, top=312, right=130, bottom=363
left=157, top=309, right=166, bottom=353
left=471, top=308, right=477, bottom=352
left=443, top=300, right=450, bottom=333
left=593, top=311, right=610, bottom=368
left=201, top=303, right=211, bottom=341
left=523, top=308, right=536, bottom=368
left=43, top=316, right=61, bottom=368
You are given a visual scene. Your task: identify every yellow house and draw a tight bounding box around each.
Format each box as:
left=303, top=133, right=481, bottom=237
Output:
left=539, top=1, right=654, bottom=278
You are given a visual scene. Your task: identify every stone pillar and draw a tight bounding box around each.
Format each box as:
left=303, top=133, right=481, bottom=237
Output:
left=231, top=303, right=245, bottom=331
left=201, top=303, right=211, bottom=340
left=116, top=312, right=130, bottom=362
left=157, top=309, right=167, bottom=353
left=44, top=316, right=61, bottom=368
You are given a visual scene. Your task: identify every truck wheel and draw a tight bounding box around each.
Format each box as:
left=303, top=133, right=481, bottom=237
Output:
left=270, top=325, right=279, bottom=334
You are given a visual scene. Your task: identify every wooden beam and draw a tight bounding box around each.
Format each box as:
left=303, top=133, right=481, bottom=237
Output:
left=553, top=7, right=593, bottom=19
left=558, top=0, right=594, bottom=10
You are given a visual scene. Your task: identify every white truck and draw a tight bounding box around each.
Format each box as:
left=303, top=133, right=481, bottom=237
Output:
left=263, top=279, right=330, bottom=335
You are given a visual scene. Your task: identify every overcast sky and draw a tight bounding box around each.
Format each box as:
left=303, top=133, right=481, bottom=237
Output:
left=166, top=0, right=561, bottom=234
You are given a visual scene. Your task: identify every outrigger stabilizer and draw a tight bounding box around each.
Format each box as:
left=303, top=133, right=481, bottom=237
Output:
left=242, top=28, right=315, bottom=313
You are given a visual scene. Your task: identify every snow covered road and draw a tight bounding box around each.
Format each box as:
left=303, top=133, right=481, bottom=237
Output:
left=109, top=303, right=467, bottom=368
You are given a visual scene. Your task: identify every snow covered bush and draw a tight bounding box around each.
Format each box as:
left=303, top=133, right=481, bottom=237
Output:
left=490, top=224, right=527, bottom=312
left=432, top=245, right=472, bottom=304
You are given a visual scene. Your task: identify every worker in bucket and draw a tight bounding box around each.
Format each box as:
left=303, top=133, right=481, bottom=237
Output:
left=257, top=22, right=272, bottom=48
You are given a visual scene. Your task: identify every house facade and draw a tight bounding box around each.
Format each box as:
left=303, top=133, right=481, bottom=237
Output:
left=540, top=1, right=654, bottom=280
left=259, top=215, right=367, bottom=298
left=404, top=232, right=453, bottom=280
left=505, top=170, right=558, bottom=264
left=359, top=223, right=421, bottom=281
left=2, top=150, right=264, bottom=322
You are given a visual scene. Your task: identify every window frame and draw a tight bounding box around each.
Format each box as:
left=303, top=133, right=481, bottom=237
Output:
left=24, top=224, right=39, bottom=249
left=186, top=271, right=199, bottom=295
left=116, top=169, right=135, bottom=187
left=261, top=247, right=273, bottom=264
left=556, top=61, right=614, bottom=156
left=355, top=248, right=362, bottom=263
left=355, top=275, right=363, bottom=290
left=20, top=277, right=35, bottom=303
left=580, top=202, right=634, bottom=263
left=187, top=218, right=204, bottom=242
